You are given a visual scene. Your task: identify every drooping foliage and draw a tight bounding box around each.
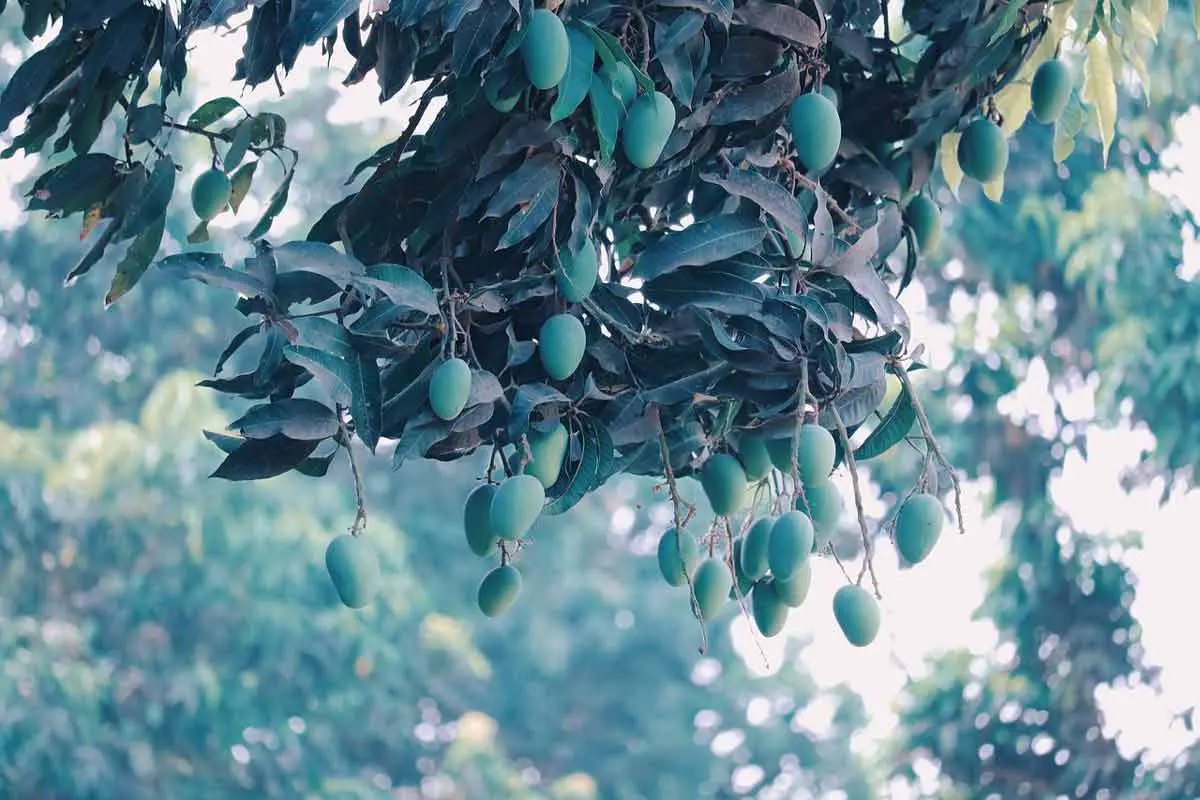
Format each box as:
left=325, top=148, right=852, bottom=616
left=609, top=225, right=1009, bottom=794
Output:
left=1, top=0, right=1187, bottom=639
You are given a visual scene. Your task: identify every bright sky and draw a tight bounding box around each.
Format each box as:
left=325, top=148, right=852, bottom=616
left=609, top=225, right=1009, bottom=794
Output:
left=2, top=9, right=1199, bottom=795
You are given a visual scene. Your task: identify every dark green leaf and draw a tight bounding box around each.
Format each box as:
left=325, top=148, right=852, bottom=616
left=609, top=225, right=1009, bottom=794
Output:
left=550, top=25, right=596, bottom=123
left=247, top=166, right=295, bottom=239
left=708, top=67, right=800, bottom=126
left=545, top=416, right=605, bottom=514
left=156, top=252, right=272, bottom=298
left=356, top=263, right=439, bottom=315
left=588, top=70, right=625, bottom=163
left=210, top=434, right=321, bottom=481
left=104, top=213, right=166, bottom=306
left=214, top=325, right=262, bottom=376
left=485, top=153, right=560, bottom=219
left=701, top=168, right=808, bottom=240
left=229, top=398, right=340, bottom=440
left=733, top=0, right=822, bottom=48
left=581, top=22, right=655, bottom=93
left=186, top=96, right=243, bottom=129
left=854, top=384, right=915, bottom=461
left=498, top=169, right=559, bottom=249
left=115, top=155, right=175, bottom=243
left=633, top=213, right=768, bottom=281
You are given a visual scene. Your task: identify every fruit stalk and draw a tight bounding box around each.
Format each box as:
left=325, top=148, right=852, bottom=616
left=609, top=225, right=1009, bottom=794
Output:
left=337, top=408, right=368, bottom=536
left=652, top=404, right=708, bottom=654
left=892, top=360, right=966, bottom=536
left=830, top=407, right=880, bottom=598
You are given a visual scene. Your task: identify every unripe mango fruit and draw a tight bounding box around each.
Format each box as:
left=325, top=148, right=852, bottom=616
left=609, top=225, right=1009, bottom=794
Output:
left=904, top=194, right=941, bottom=255
left=737, top=433, right=773, bottom=482
left=556, top=238, right=599, bottom=303
left=740, top=517, right=773, bottom=581
left=657, top=527, right=700, bottom=587
left=957, top=117, right=1008, bottom=183
left=700, top=453, right=749, bottom=516
left=325, top=534, right=380, bottom=609
left=768, top=511, right=814, bottom=579
left=525, top=422, right=569, bottom=488
left=774, top=560, right=812, bottom=607
left=788, top=91, right=841, bottom=172
left=769, top=424, right=836, bottom=484
left=489, top=474, right=545, bottom=541
left=833, top=584, right=880, bottom=647
left=692, top=558, right=732, bottom=620
left=1031, top=59, right=1071, bottom=124
left=520, top=9, right=569, bottom=90
left=796, top=480, right=842, bottom=548
left=538, top=313, right=586, bottom=381
left=428, top=357, right=472, bottom=420
left=894, top=492, right=944, bottom=565
left=463, top=483, right=500, bottom=557
left=621, top=91, right=676, bottom=169
left=478, top=564, right=523, bottom=617
left=191, top=168, right=232, bottom=220
left=752, top=580, right=789, bottom=637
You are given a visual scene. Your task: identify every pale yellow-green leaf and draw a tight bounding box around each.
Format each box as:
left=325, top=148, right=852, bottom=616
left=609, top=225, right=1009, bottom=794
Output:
left=1144, top=0, right=1169, bottom=32
left=1195, top=0, right=1200, bottom=35
left=938, top=132, right=963, bottom=198
left=1130, top=8, right=1159, bottom=41
left=1083, top=35, right=1118, bottom=166
left=1028, top=4, right=1071, bottom=77
left=982, top=171, right=1005, bottom=203
left=1053, top=96, right=1088, bottom=163
left=1072, top=0, right=1098, bottom=42
left=994, top=81, right=1032, bottom=136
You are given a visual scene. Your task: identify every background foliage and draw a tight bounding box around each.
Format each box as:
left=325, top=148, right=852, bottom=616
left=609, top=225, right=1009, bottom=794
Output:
left=4, top=1, right=1200, bottom=799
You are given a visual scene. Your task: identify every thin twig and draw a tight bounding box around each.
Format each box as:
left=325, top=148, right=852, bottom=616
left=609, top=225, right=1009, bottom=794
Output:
left=724, top=516, right=770, bottom=671
left=651, top=404, right=708, bottom=655
left=831, top=407, right=880, bottom=598
left=337, top=407, right=368, bottom=536
left=792, top=172, right=860, bottom=234
left=625, top=7, right=652, bottom=73
left=893, top=362, right=966, bottom=535
left=337, top=75, right=445, bottom=258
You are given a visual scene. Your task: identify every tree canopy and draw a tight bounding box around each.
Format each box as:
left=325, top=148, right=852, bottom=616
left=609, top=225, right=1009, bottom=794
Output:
left=2, top=0, right=1192, bottom=643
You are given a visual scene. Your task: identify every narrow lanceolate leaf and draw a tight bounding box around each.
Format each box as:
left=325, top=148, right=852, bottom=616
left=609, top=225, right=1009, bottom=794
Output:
left=484, top=153, right=560, bottom=219
left=1083, top=34, right=1117, bottom=166
left=854, top=381, right=916, bottom=460
left=229, top=398, right=340, bottom=441
left=545, top=416, right=605, bottom=515
left=186, top=97, right=242, bottom=129
left=356, top=263, right=439, bottom=315
left=633, top=213, right=768, bottom=281
left=228, top=160, right=257, bottom=213
left=588, top=70, right=625, bottom=162
left=498, top=170, right=559, bottom=249
left=938, top=132, right=963, bottom=197
left=247, top=165, right=295, bottom=239
left=105, top=212, right=166, bottom=306
left=156, top=252, right=272, bottom=298
left=210, top=434, right=321, bottom=481
left=550, top=25, right=595, bottom=123
left=700, top=169, right=808, bottom=240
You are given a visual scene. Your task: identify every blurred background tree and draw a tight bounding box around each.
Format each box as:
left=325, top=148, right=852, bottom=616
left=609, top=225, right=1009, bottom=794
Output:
left=4, top=3, right=1200, bottom=800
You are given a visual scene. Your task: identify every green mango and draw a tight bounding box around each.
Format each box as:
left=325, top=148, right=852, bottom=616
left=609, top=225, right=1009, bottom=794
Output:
left=191, top=168, right=232, bottom=220
left=775, top=560, right=812, bottom=607
left=894, top=492, right=944, bottom=565
left=556, top=237, right=599, bottom=302
left=525, top=422, right=569, bottom=488
left=325, top=534, right=381, bottom=609
left=692, top=558, right=732, bottom=620
left=1031, top=59, right=1072, bottom=124
left=740, top=517, right=773, bottom=581
left=752, top=580, right=789, bottom=637
left=768, top=511, right=814, bottom=579
left=489, top=474, right=545, bottom=541
left=478, top=564, right=523, bottom=617
left=787, top=91, right=842, bottom=172
left=520, top=9, right=570, bottom=90
left=700, top=453, right=749, bottom=516
left=428, top=357, right=472, bottom=420
left=657, top=527, right=701, bottom=587
left=463, top=483, right=500, bottom=557
left=621, top=90, right=676, bottom=169
left=957, top=117, right=1008, bottom=183
left=538, top=313, right=586, bottom=381
left=833, top=585, right=880, bottom=647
